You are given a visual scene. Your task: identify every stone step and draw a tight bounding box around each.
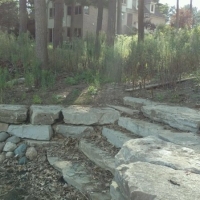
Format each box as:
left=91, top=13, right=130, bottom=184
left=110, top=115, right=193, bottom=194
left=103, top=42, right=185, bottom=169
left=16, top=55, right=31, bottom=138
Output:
left=102, top=127, right=139, bottom=148
left=79, top=139, right=115, bottom=175
left=47, top=155, right=111, bottom=200
left=141, top=104, right=200, bottom=133
left=118, top=117, right=200, bottom=151
left=107, top=105, right=139, bottom=116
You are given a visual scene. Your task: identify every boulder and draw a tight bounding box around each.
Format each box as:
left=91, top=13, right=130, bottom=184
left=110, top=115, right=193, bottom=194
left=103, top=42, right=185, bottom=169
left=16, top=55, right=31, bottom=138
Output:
left=107, top=105, right=139, bottom=115
left=6, top=136, right=21, bottom=144
left=141, top=104, right=200, bottom=132
left=0, top=105, right=28, bottom=124
left=8, top=125, right=53, bottom=141
left=30, top=105, right=63, bottom=125
left=18, top=156, right=28, bottom=165
left=3, top=142, right=17, bottom=152
left=0, top=142, right=5, bottom=153
left=62, top=106, right=120, bottom=125
left=0, top=153, right=5, bottom=163
left=14, top=144, right=27, bottom=157
left=115, top=136, right=200, bottom=174
left=110, top=181, right=126, bottom=200
left=26, top=147, right=37, bottom=160
left=0, top=131, right=10, bottom=142
left=55, top=125, right=93, bottom=138
left=6, top=152, right=14, bottom=158
left=0, top=123, right=8, bottom=131
left=115, top=162, right=200, bottom=200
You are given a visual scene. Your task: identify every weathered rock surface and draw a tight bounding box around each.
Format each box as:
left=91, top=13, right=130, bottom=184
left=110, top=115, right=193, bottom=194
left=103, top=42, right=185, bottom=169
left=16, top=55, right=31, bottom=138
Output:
left=14, top=144, right=27, bottom=157
left=3, top=142, right=17, bottom=152
left=141, top=104, right=200, bottom=132
left=0, top=153, right=5, bottom=163
left=0, top=105, right=28, bottom=124
left=62, top=106, right=120, bottom=125
left=102, top=127, right=135, bottom=148
left=8, top=125, right=53, bottom=141
left=55, top=125, right=94, bottom=138
left=30, top=105, right=63, bottom=125
left=0, top=142, right=5, bottom=153
left=0, top=123, right=8, bottom=131
left=0, top=131, right=10, bottom=142
left=6, top=136, right=21, bottom=144
left=123, top=97, right=158, bottom=109
left=19, top=156, right=28, bottom=165
left=118, top=117, right=200, bottom=151
left=6, top=152, right=14, bottom=158
left=24, top=139, right=60, bottom=146
left=79, top=139, right=115, bottom=174
left=115, top=162, right=200, bottom=200
left=110, top=181, right=126, bottom=200
left=26, top=147, right=37, bottom=160
left=115, top=137, right=200, bottom=174
left=107, top=105, right=139, bottom=115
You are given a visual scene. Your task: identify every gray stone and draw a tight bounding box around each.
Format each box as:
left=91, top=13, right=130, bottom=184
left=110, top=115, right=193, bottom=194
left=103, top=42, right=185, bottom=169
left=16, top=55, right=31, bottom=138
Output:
left=18, top=156, right=28, bottom=165
left=0, top=123, right=8, bottom=131
left=6, top=136, right=21, bottom=144
left=0, top=104, right=28, bottom=124
left=123, top=97, right=158, bottom=109
left=6, top=152, right=14, bottom=158
left=0, top=153, right=5, bottom=163
left=3, top=142, right=17, bottom=152
left=79, top=139, right=115, bottom=174
left=14, top=144, right=27, bottom=157
left=107, top=105, right=139, bottom=115
left=62, top=106, right=120, bottom=125
left=26, top=147, right=37, bottom=160
left=0, top=131, right=9, bottom=142
left=0, top=142, right=5, bottom=153
left=141, top=104, right=200, bottom=132
left=55, top=125, right=94, bottom=138
left=8, top=125, right=53, bottom=141
left=102, top=127, right=133, bottom=148
left=115, top=136, right=200, bottom=174
left=30, top=105, right=63, bottom=125
left=110, top=181, right=126, bottom=200
left=115, top=162, right=200, bottom=200
left=24, top=139, right=60, bottom=146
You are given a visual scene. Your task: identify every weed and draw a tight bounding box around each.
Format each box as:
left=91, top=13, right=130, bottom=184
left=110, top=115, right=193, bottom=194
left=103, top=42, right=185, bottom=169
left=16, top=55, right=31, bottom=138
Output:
left=32, top=94, right=42, bottom=104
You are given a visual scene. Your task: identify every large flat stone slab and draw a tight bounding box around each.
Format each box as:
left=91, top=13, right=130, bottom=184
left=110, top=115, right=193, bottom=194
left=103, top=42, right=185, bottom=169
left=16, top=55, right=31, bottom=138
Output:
left=115, top=162, right=200, bottom=200
left=0, top=105, right=28, bottom=124
left=123, top=97, right=158, bottom=109
left=102, top=127, right=136, bottom=148
left=79, top=139, right=115, bottom=174
left=62, top=106, right=120, bottom=125
left=118, top=117, right=200, bottom=151
left=8, top=125, right=53, bottom=141
left=55, top=125, right=94, bottom=138
left=115, top=136, right=200, bottom=174
left=30, top=105, right=63, bottom=125
left=107, top=105, right=139, bottom=115
left=141, top=104, right=200, bottom=132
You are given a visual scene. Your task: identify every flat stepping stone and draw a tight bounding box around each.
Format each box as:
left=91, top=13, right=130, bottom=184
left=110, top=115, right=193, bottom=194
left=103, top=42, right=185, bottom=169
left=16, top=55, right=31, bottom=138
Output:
left=107, top=105, right=139, bottom=115
left=118, top=117, right=200, bottom=151
left=62, top=106, right=120, bottom=125
left=123, top=97, right=158, bottom=109
left=24, top=139, right=60, bottom=146
left=102, top=127, right=137, bottom=148
left=55, top=125, right=94, bottom=138
left=8, top=125, right=53, bottom=141
left=30, top=105, right=63, bottom=125
left=79, top=139, right=115, bottom=174
left=115, top=162, right=200, bottom=200
left=141, top=104, right=200, bottom=132
left=0, top=105, right=28, bottom=124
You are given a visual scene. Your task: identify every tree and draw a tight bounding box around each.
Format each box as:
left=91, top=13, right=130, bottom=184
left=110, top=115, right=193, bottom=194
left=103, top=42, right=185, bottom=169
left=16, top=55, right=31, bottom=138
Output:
left=138, top=0, right=144, bottom=42
left=34, top=0, right=48, bottom=68
left=176, top=0, right=179, bottom=29
left=53, top=0, right=64, bottom=48
left=19, top=0, right=28, bottom=34
left=117, top=0, right=122, bottom=34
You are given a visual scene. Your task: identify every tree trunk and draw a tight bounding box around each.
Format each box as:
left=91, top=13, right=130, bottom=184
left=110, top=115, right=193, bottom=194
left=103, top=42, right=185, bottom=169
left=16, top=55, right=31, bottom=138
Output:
left=107, top=0, right=116, bottom=46
left=53, top=0, right=64, bottom=49
left=34, top=0, right=48, bottom=68
left=117, top=0, right=122, bottom=34
left=70, top=0, right=75, bottom=40
left=96, top=0, right=103, bottom=36
left=138, top=0, right=144, bottom=42
left=19, top=0, right=27, bottom=34
left=176, top=0, right=179, bottom=29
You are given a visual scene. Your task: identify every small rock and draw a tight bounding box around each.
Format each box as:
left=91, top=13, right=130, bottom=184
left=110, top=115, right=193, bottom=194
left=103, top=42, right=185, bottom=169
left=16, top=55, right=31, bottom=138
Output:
left=18, top=156, right=28, bottom=165
left=0, top=153, right=5, bottom=163
left=0, top=142, right=5, bottom=153
left=6, top=152, right=14, bottom=158
left=3, top=142, right=17, bottom=152
left=0, top=131, right=10, bottom=142
left=0, top=123, right=8, bottom=131
left=14, top=144, right=27, bottom=157
left=26, top=147, right=37, bottom=160
left=6, top=136, right=21, bottom=144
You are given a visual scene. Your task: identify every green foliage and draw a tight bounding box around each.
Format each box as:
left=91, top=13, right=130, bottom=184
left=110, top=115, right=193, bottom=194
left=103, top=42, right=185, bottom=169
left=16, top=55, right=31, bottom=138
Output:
left=32, top=94, right=42, bottom=104
left=0, top=68, right=9, bottom=103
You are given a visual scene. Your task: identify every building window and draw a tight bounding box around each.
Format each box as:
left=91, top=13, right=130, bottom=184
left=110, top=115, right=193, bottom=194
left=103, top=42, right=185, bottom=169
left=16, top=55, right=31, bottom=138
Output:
left=74, top=28, right=81, bottom=37
left=84, top=6, right=89, bottom=14
left=67, top=6, right=71, bottom=15
left=136, top=0, right=138, bottom=10
left=122, top=0, right=127, bottom=4
left=75, top=6, right=82, bottom=15
left=49, top=7, right=55, bottom=19
left=150, top=3, right=155, bottom=13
